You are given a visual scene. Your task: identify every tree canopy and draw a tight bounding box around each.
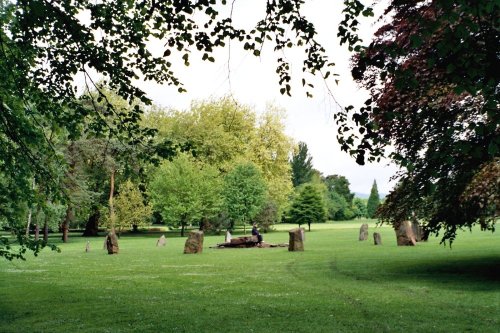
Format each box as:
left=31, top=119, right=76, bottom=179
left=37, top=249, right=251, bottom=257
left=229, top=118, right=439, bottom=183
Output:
left=149, top=153, right=222, bottom=237
left=323, top=175, right=354, bottom=206
left=366, top=180, right=380, bottom=219
left=114, top=180, right=152, bottom=235
left=289, top=184, right=326, bottom=231
left=336, top=1, right=499, bottom=242
left=290, top=142, right=314, bottom=187
left=223, top=162, right=267, bottom=230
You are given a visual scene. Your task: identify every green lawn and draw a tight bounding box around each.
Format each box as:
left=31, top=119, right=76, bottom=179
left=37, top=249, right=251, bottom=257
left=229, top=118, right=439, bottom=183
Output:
left=1, top=220, right=498, bottom=332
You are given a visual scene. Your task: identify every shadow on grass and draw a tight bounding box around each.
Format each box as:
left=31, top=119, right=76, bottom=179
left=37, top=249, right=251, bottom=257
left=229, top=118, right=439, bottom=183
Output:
left=383, top=256, right=500, bottom=291
left=329, top=256, right=500, bottom=291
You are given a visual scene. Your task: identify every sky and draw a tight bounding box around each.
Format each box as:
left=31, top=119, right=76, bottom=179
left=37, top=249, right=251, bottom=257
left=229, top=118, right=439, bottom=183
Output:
left=116, top=1, right=399, bottom=194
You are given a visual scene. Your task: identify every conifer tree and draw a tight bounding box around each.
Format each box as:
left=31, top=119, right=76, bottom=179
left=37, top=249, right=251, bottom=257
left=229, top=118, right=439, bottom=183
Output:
left=290, top=142, right=314, bottom=187
left=289, top=184, right=326, bottom=231
left=366, top=180, right=380, bottom=219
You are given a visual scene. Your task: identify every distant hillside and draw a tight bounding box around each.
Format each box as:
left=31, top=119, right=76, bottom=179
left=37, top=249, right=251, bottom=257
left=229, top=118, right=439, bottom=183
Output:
left=354, top=192, right=386, bottom=200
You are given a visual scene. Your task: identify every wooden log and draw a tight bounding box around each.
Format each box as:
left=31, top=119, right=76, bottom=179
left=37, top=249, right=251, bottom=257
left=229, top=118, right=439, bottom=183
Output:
left=216, top=236, right=260, bottom=248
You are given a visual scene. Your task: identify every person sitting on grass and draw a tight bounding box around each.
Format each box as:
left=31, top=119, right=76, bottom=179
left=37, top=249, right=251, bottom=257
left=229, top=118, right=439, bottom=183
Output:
left=251, top=223, right=262, bottom=246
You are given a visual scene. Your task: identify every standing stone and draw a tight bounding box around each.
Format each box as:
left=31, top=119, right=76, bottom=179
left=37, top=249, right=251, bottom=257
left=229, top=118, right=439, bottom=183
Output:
left=225, top=230, right=232, bottom=243
left=288, top=228, right=305, bottom=252
left=184, top=230, right=204, bottom=254
left=106, top=232, right=119, bottom=254
left=85, top=241, right=90, bottom=252
left=359, top=224, right=369, bottom=241
left=395, top=220, right=416, bottom=246
left=411, top=221, right=423, bottom=242
left=156, top=234, right=166, bottom=247
left=373, top=232, right=382, bottom=245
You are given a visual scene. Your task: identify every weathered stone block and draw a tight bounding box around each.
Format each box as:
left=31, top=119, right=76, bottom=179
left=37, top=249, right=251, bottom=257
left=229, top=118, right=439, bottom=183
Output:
left=288, top=228, right=304, bottom=251
left=395, top=220, right=416, bottom=246
left=157, top=234, right=166, bottom=246
left=359, top=223, right=369, bottom=241
left=184, top=230, right=204, bottom=254
left=106, top=232, right=119, bottom=254
left=373, top=232, right=382, bottom=245
left=411, top=222, right=423, bottom=242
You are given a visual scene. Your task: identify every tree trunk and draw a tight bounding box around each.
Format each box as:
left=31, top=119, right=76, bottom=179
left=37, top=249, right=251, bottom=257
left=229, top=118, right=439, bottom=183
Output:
left=83, top=208, right=100, bottom=237
left=34, top=206, right=41, bottom=241
left=61, top=206, right=72, bottom=243
left=108, top=168, right=116, bottom=233
left=43, top=217, right=49, bottom=242
left=26, top=208, right=32, bottom=237
left=308, top=222, right=311, bottom=232
left=25, top=178, right=35, bottom=237
left=180, top=214, right=188, bottom=237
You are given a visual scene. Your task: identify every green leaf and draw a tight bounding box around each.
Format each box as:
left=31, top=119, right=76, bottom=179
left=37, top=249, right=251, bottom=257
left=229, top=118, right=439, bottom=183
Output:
left=487, top=142, right=498, bottom=156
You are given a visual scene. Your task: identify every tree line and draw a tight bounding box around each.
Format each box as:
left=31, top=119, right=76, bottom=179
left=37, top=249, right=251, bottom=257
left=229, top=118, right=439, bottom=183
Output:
left=1, top=1, right=496, bottom=258
left=1, top=93, right=381, bottom=252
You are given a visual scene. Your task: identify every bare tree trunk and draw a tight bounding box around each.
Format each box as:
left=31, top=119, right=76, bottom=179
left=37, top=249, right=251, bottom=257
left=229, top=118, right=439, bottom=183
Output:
left=25, top=178, right=36, bottom=236
left=43, top=216, right=49, bottom=242
left=26, top=208, right=32, bottom=237
left=34, top=206, right=41, bottom=241
left=61, top=206, right=72, bottom=243
left=109, top=168, right=116, bottom=234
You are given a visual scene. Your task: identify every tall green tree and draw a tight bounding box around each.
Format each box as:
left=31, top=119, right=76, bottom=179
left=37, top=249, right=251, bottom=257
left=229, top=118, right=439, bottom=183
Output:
left=289, top=184, right=326, bottom=231
left=253, top=201, right=279, bottom=233
left=366, top=181, right=380, bottom=219
left=114, top=180, right=152, bottom=236
left=326, top=190, right=354, bottom=221
left=149, top=154, right=222, bottom=237
left=337, top=1, right=499, bottom=242
left=324, top=175, right=354, bottom=206
left=143, top=98, right=257, bottom=171
left=353, top=198, right=367, bottom=219
left=252, top=106, right=294, bottom=218
left=322, top=174, right=355, bottom=220
left=144, top=99, right=294, bottom=220
left=223, top=163, right=267, bottom=232
left=290, top=142, right=314, bottom=187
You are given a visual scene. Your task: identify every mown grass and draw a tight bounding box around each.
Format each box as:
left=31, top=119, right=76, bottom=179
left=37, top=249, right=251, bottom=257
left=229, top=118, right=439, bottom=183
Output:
left=0, top=219, right=498, bottom=333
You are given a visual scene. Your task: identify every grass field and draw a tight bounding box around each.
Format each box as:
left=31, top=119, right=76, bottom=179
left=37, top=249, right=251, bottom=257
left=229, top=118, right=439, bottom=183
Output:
left=0, top=219, right=499, bottom=332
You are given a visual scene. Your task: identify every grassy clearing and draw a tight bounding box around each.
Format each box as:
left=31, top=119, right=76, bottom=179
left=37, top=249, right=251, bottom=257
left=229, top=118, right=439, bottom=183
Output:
left=0, top=220, right=498, bottom=332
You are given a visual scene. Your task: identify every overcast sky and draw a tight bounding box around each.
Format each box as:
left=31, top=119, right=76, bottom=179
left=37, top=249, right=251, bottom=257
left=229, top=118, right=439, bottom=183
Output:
left=131, top=1, right=398, bottom=194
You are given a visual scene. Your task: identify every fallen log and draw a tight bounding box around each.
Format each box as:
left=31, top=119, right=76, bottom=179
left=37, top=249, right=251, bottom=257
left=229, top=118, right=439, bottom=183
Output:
left=212, top=235, right=288, bottom=249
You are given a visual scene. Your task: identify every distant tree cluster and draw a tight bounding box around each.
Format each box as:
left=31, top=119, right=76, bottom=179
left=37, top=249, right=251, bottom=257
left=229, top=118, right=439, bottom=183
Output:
left=286, top=142, right=377, bottom=229
left=145, top=98, right=293, bottom=234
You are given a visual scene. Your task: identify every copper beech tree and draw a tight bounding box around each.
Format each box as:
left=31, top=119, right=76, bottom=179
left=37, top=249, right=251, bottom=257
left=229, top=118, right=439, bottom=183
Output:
left=336, top=1, right=499, bottom=243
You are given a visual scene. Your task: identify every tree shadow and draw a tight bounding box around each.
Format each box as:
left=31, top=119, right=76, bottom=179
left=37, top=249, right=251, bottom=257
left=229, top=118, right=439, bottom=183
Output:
left=383, top=256, right=500, bottom=291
